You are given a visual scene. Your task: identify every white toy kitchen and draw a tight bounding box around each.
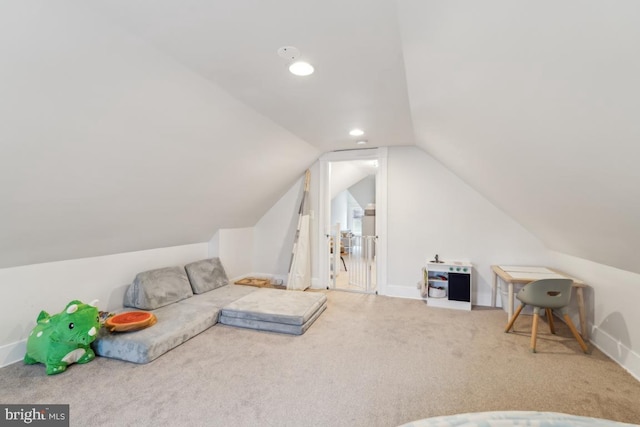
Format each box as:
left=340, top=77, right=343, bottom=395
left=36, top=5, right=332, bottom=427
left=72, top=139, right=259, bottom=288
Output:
left=422, top=256, right=473, bottom=311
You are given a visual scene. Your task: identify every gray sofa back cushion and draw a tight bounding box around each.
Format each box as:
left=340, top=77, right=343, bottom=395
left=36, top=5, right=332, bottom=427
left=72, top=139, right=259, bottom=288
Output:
left=184, top=258, right=229, bottom=294
left=124, top=266, right=193, bottom=310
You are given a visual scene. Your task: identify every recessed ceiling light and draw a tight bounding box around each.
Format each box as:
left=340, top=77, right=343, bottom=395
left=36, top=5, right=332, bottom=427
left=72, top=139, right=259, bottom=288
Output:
left=289, top=61, right=314, bottom=76
left=349, top=129, right=364, bottom=137
left=356, top=140, right=367, bottom=145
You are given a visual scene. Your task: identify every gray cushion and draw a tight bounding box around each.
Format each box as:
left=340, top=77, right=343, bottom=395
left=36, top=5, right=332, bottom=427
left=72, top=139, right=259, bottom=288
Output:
left=92, top=302, right=218, bottom=364
left=124, top=266, right=193, bottom=310
left=220, top=302, right=326, bottom=335
left=220, top=289, right=327, bottom=326
left=184, top=258, right=229, bottom=294
left=181, top=284, right=259, bottom=309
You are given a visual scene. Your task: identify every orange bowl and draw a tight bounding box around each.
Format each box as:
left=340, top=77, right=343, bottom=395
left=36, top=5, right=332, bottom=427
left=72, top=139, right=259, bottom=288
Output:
left=105, top=311, right=157, bottom=332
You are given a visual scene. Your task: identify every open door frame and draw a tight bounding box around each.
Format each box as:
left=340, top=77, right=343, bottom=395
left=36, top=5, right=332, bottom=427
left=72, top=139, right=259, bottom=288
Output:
left=318, top=148, right=388, bottom=294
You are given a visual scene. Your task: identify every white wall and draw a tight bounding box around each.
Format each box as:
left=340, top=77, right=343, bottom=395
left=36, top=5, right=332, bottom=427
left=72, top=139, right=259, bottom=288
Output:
left=208, top=232, right=221, bottom=259
left=0, top=243, right=208, bottom=367
left=208, top=228, right=254, bottom=282
left=308, top=162, right=322, bottom=288
left=386, top=146, right=551, bottom=304
left=331, top=191, right=349, bottom=232
left=250, top=176, right=304, bottom=283
left=250, top=165, right=323, bottom=288
left=550, top=251, right=640, bottom=380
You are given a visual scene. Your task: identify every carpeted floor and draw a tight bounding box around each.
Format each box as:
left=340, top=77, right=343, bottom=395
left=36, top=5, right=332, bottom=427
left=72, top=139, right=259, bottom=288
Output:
left=1, top=291, right=640, bottom=427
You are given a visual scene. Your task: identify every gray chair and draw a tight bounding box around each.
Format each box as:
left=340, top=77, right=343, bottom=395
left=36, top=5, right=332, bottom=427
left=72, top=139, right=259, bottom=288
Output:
left=504, top=278, right=588, bottom=353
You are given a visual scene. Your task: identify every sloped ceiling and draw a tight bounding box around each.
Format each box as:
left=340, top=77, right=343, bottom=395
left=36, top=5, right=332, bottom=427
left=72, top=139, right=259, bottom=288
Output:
left=397, top=0, right=640, bottom=274
left=0, top=1, right=320, bottom=267
left=330, top=161, right=377, bottom=200
left=2, top=0, right=639, bottom=275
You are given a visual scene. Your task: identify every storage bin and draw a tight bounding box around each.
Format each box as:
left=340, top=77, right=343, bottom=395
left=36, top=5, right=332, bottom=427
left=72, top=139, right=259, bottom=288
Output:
left=428, top=287, right=447, bottom=298
left=499, top=282, right=533, bottom=315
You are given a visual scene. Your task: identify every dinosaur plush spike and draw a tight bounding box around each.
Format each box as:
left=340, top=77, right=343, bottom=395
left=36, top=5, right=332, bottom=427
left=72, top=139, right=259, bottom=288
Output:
left=36, top=311, right=50, bottom=323
left=24, top=300, right=100, bottom=375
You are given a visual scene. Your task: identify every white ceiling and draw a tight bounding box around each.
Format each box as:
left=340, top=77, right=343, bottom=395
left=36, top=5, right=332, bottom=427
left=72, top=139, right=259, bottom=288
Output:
left=1, top=0, right=639, bottom=274
left=91, top=0, right=416, bottom=152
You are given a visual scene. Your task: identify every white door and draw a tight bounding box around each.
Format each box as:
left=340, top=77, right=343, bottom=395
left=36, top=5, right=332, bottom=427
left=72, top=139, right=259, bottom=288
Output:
left=318, top=148, right=387, bottom=294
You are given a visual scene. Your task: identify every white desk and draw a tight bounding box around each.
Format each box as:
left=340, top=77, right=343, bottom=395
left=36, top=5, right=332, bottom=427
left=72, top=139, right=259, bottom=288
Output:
left=491, top=265, right=588, bottom=340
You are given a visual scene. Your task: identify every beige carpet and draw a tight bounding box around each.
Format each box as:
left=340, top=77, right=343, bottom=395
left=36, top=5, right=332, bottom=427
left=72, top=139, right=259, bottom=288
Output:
left=1, top=291, right=640, bottom=427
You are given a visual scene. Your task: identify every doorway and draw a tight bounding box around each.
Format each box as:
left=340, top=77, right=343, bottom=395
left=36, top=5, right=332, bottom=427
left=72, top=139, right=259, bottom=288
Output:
left=318, top=148, right=387, bottom=294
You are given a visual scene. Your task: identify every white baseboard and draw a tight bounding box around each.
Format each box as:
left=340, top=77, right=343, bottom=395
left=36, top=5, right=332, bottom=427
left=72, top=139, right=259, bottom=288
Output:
left=384, top=284, right=424, bottom=300
left=590, top=324, right=640, bottom=382
left=1, top=339, right=26, bottom=368
left=384, top=284, right=497, bottom=308
left=310, top=276, right=324, bottom=289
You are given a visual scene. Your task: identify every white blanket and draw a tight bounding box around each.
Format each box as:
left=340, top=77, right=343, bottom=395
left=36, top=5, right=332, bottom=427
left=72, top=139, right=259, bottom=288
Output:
left=399, top=411, right=637, bottom=427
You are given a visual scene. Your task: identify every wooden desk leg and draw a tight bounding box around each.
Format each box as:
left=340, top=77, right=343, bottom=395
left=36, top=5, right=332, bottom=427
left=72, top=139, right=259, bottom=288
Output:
left=508, top=282, right=514, bottom=321
left=576, top=287, right=588, bottom=341
left=491, top=272, right=497, bottom=307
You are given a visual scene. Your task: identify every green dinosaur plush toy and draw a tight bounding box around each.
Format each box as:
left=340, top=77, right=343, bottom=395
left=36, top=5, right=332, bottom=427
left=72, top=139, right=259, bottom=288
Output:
left=24, top=299, right=100, bottom=375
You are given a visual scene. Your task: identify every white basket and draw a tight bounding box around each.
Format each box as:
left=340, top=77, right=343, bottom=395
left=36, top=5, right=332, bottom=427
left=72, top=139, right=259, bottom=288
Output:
left=428, top=287, right=446, bottom=298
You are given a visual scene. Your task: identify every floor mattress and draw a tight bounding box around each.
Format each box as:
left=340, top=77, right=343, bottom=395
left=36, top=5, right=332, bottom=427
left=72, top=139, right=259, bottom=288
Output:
left=219, top=288, right=327, bottom=335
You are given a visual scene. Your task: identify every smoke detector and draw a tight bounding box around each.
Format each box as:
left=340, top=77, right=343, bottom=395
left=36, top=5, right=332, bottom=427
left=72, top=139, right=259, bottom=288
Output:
left=277, top=46, right=300, bottom=60
left=278, top=46, right=314, bottom=76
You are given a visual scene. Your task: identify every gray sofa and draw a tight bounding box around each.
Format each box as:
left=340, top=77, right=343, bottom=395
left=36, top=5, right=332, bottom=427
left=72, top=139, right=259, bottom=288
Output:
left=92, top=258, right=258, bottom=364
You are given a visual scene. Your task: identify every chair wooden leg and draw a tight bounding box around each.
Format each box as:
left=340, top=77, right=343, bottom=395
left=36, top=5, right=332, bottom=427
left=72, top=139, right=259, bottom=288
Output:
left=505, top=304, right=525, bottom=333
left=530, top=313, right=540, bottom=353
left=563, top=314, right=589, bottom=353
left=546, top=308, right=556, bottom=334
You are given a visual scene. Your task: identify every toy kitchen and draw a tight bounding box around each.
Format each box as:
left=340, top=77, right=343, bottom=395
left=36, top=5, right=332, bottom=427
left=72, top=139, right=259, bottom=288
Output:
left=421, top=255, right=472, bottom=311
